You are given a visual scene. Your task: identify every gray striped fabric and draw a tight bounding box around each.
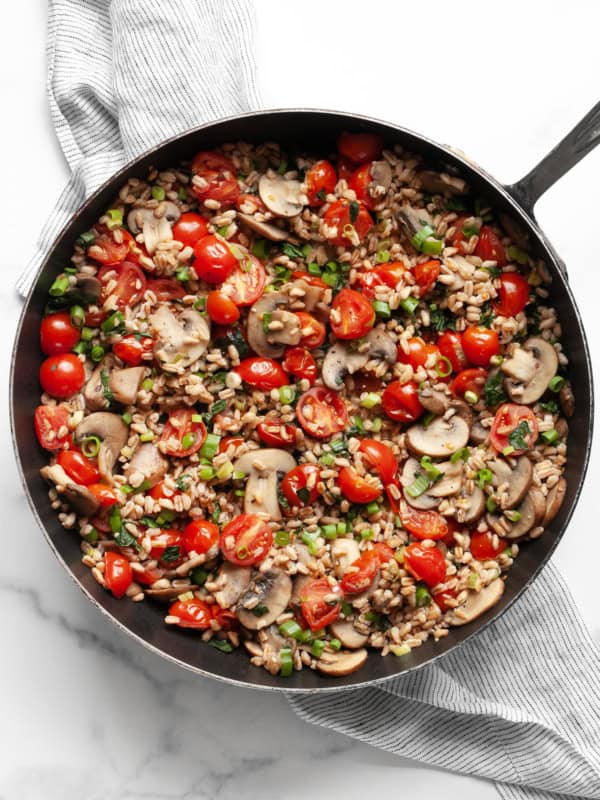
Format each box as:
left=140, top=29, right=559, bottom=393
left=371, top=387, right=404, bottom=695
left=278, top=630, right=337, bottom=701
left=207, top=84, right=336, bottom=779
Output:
left=20, top=4, right=600, bottom=798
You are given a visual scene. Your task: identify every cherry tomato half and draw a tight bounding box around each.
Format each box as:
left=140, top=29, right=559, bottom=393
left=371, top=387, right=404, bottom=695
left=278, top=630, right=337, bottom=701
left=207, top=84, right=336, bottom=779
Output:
left=494, top=272, right=530, bottom=317
left=413, top=259, right=441, bottom=296
left=461, top=325, right=500, bottom=367
left=221, top=251, right=266, bottom=306
left=340, top=550, right=379, bottom=595
left=191, top=150, right=240, bottom=206
left=236, top=193, right=267, bottom=215
left=338, top=466, right=381, bottom=504
left=148, top=530, right=183, bottom=564
left=306, top=160, right=337, bottom=206
left=256, top=418, right=297, bottom=448
left=449, top=368, right=488, bottom=400
left=330, top=288, right=375, bottom=340
left=182, top=519, right=219, bottom=555
left=382, top=381, right=423, bottom=423
left=104, top=552, right=132, bottom=598
left=40, top=354, right=85, bottom=399
left=87, top=483, right=119, bottom=507
left=168, top=598, right=212, bottom=629
left=400, top=505, right=449, bottom=541
left=322, top=199, right=373, bottom=247
left=98, top=261, right=147, bottom=309
left=300, top=577, right=342, bottom=631
left=433, top=588, right=457, bottom=612
left=34, top=405, right=71, bottom=450
left=404, top=543, right=447, bottom=587
left=235, top=357, right=289, bottom=390
left=490, top=403, right=539, bottom=456
left=470, top=530, right=508, bottom=560
left=337, top=132, right=383, bottom=165
left=40, top=312, right=80, bottom=355
left=476, top=226, right=507, bottom=266
left=295, top=311, right=326, bottom=349
left=147, top=277, right=186, bottom=302
left=348, top=162, right=379, bottom=210
left=87, top=226, right=129, bottom=266
left=397, top=337, right=440, bottom=370
left=280, top=464, right=321, bottom=507
left=356, top=261, right=407, bottom=297
left=437, top=330, right=468, bottom=374
left=358, top=439, right=398, bottom=484
left=148, top=480, right=181, bottom=501
left=159, top=408, right=207, bottom=457
left=113, top=334, right=154, bottom=366
left=220, top=513, right=273, bottom=566
left=172, top=212, right=210, bottom=247
left=283, top=346, right=317, bottom=385
left=57, top=450, right=100, bottom=486
left=296, top=387, right=349, bottom=439
left=193, top=235, right=238, bottom=284
left=206, top=291, right=240, bottom=325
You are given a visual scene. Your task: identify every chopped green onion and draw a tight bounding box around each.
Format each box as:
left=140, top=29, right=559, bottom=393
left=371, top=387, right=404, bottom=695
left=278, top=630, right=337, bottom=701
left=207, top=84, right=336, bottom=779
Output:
left=486, top=496, right=497, bottom=513
left=232, top=471, right=246, bottom=480
left=199, top=432, right=221, bottom=460
left=81, top=326, right=95, bottom=342
left=406, top=473, right=430, bottom=498
left=348, top=201, right=359, bottom=223
left=80, top=435, right=101, bottom=458
left=371, top=417, right=382, bottom=433
left=77, top=230, right=96, bottom=248
left=420, top=456, right=441, bottom=482
left=279, top=385, right=296, bottom=405
left=277, top=160, right=288, bottom=175
left=217, top=225, right=229, bottom=238
left=505, top=510, right=522, bottom=522
left=490, top=354, right=504, bottom=367
left=311, top=639, right=326, bottom=658
left=446, top=198, right=467, bottom=212
left=336, top=521, right=347, bottom=535
left=106, top=208, right=123, bottom=229
left=307, top=262, right=321, bottom=275
left=275, top=530, right=290, bottom=547
left=390, top=643, right=411, bottom=657
left=464, top=390, right=479, bottom=404
left=199, top=466, right=215, bottom=481
left=194, top=297, right=206, bottom=311
left=330, top=438, right=347, bottom=454
left=360, top=392, right=381, bottom=409
left=70, top=305, right=85, bottom=327
left=467, top=572, right=479, bottom=589
left=462, top=223, right=480, bottom=238
left=282, top=242, right=305, bottom=259
left=507, top=245, right=529, bottom=265
left=279, top=648, right=294, bottom=677
left=175, top=266, right=190, bottom=282
left=177, top=185, right=188, bottom=201
left=502, top=445, right=515, bottom=456
left=321, top=524, right=338, bottom=540
left=72, top=341, right=88, bottom=355
left=329, top=638, right=341, bottom=651
left=476, top=468, right=493, bottom=488
left=209, top=639, right=233, bottom=653
left=122, top=412, right=132, bottom=425
left=262, top=311, right=272, bottom=334
left=436, top=356, right=452, bottom=378
left=376, top=249, right=390, bottom=263
left=450, top=447, right=469, bottom=463
left=279, top=619, right=302, bottom=639
left=252, top=239, right=268, bottom=260
left=411, top=224, right=435, bottom=249
left=353, top=416, right=365, bottom=434
left=400, top=296, right=419, bottom=314
left=541, top=429, right=559, bottom=444
left=324, top=260, right=339, bottom=273
left=90, top=345, right=105, bottom=362
left=360, top=528, right=374, bottom=540
left=157, top=508, right=176, bottom=523
left=109, top=504, right=122, bottom=533
left=301, top=243, right=312, bottom=259
left=141, top=378, right=154, bottom=391
left=140, top=431, right=155, bottom=442
left=373, top=300, right=391, bottom=320
left=415, top=584, right=432, bottom=607
left=215, top=460, right=233, bottom=480
left=421, top=237, right=443, bottom=255
left=548, top=376, right=565, bottom=392
left=101, top=310, right=125, bottom=334
left=83, top=528, right=98, bottom=544
left=49, top=276, right=70, bottom=297
left=296, top=628, right=314, bottom=643
left=319, top=453, right=336, bottom=466
left=301, top=530, right=320, bottom=555
left=365, top=501, right=380, bottom=516
left=321, top=272, right=339, bottom=288
left=191, top=413, right=204, bottom=423
left=151, top=185, right=166, bottom=201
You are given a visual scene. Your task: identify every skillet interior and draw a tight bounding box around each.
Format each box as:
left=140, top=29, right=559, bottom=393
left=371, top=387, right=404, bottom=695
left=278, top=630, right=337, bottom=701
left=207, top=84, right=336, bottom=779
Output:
left=11, top=110, right=594, bottom=691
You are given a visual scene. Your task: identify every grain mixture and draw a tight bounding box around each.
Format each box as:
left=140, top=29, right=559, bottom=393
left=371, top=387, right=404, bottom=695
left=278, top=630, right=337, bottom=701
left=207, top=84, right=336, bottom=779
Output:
left=35, top=132, right=572, bottom=678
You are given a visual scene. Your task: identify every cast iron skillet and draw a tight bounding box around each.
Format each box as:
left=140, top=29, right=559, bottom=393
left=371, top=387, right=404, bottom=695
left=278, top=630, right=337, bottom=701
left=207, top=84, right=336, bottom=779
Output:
left=11, top=108, right=597, bottom=692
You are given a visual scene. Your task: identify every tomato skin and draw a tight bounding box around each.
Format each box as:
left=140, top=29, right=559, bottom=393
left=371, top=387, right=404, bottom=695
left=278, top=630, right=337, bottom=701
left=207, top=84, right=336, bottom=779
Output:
left=296, top=387, right=349, bottom=439
left=372, top=542, right=396, bottom=564
left=382, top=381, right=424, bottom=423
left=34, top=405, right=71, bottom=450
left=88, top=226, right=129, bottom=266
left=182, top=519, right=219, bottom=555
left=218, top=436, right=245, bottom=455
left=236, top=193, right=267, bottom=214
left=330, top=288, right=375, bottom=340
left=322, top=199, right=373, bottom=247
left=57, top=450, right=100, bottom=486
left=192, top=235, right=237, bottom=284
left=136, top=565, right=164, bottom=586
left=159, top=409, right=207, bottom=457
left=306, top=160, right=337, bottom=206
left=490, top=403, right=539, bottom=455
left=338, top=466, right=380, bottom=504
left=87, top=483, right=119, bottom=507
left=220, top=513, right=273, bottom=566
left=256, top=418, right=297, bottom=448
left=291, top=270, right=329, bottom=290
left=168, top=598, right=212, bottom=629
left=494, top=273, right=530, bottom=317
left=295, top=311, right=326, bottom=349
left=462, top=325, right=500, bottom=367
left=337, top=132, right=383, bottom=165
left=147, top=277, right=186, bottom=301
left=433, top=588, right=457, bottom=611
left=400, top=506, right=449, bottom=541
left=191, top=150, right=240, bottom=206
left=450, top=367, right=488, bottom=400
left=172, top=212, right=210, bottom=247
left=357, top=261, right=407, bottom=297
left=358, top=439, right=398, bottom=484
left=404, top=543, right=447, bottom=587
left=340, top=550, right=379, bottom=594
left=104, top=552, right=132, bottom=598
left=221, top=253, right=266, bottom=306
left=348, top=162, right=377, bottom=209
left=40, top=313, right=81, bottom=355
left=476, top=226, right=507, bottom=265
left=148, top=529, right=183, bottom=563
left=283, top=346, right=317, bottom=385
left=280, top=464, right=320, bottom=507
left=438, top=331, right=468, bottom=373
left=148, top=480, right=180, bottom=501
left=40, top=354, right=85, bottom=399
left=300, top=577, right=342, bottom=631
left=113, top=335, right=154, bottom=366
left=449, top=215, right=472, bottom=253
left=470, top=530, right=507, bottom=560
left=206, top=291, right=240, bottom=325
left=98, top=261, right=147, bottom=309
left=397, top=336, right=440, bottom=370
left=413, top=259, right=441, bottom=295
left=235, top=357, right=289, bottom=390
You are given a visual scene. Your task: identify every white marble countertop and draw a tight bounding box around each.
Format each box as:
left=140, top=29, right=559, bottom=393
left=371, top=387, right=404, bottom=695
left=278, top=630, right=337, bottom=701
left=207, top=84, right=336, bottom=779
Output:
left=1, top=2, right=599, bottom=798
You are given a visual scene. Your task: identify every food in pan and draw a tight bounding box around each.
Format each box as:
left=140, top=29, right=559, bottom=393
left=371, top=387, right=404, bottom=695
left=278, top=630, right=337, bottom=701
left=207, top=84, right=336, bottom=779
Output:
left=35, top=133, right=571, bottom=677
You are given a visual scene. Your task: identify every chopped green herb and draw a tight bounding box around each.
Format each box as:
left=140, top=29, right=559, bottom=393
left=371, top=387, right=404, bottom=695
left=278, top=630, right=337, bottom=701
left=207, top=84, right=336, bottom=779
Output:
left=176, top=474, right=192, bottom=491
left=507, top=245, right=529, bottom=265
left=548, top=376, right=566, bottom=392
left=508, top=420, right=532, bottom=451
left=209, top=639, right=233, bottom=653
left=484, top=371, right=507, bottom=407
left=429, top=304, right=456, bottom=332
left=252, top=604, right=269, bottom=617
left=161, top=545, right=181, bottom=564
left=151, top=185, right=165, bottom=201
left=446, top=197, right=467, bottom=212
left=100, top=369, right=114, bottom=404
left=191, top=567, right=209, bottom=585
left=77, top=230, right=96, bottom=248
left=211, top=503, right=221, bottom=523
left=540, top=399, right=559, bottom=413
left=415, top=584, right=432, bottom=607
left=277, top=160, right=288, bottom=175
left=296, top=487, right=310, bottom=504
left=476, top=468, right=493, bottom=488
left=316, top=188, right=327, bottom=201
left=252, top=239, right=269, bottom=260
left=282, top=242, right=305, bottom=259
left=175, top=266, right=190, bottom=282
left=204, top=399, right=227, bottom=425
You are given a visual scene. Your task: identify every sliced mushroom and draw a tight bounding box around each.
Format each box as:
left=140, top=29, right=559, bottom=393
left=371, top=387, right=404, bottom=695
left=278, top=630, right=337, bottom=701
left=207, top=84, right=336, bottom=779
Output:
left=290, top=573, right=314, bottom=606
left=331, top=538, right=360, bottom=578
left=124, top=443, right=167, bottom=488
left=213, top=563, right=252, bottom=608
left=83, top=362, right=111, bottom=411
left=40, top=463, right=101, bottom=517
left=449, top=399, right=473, bottom=429
left=258, top=174, right=304, bottom=218
left=418, top=386, right=450, bottom=416
left=74, top=275, right=102, bottom=303
left=127, top=202, right=181, bottom=255
left=365, top=329, right=397, bottom=364
left=150, top=305, right=210, bottom=372
left=109, top=367, right=145, bottom=405
left=259, top=624, right=291, bottom=652
left=246, top=291, right=301, bottom=358
left=233, top=449, right=297, bottom=521
left=447, top=578, right=504, bottom=626
left=291, top=279, right=327, bottom=313
left=470, top=419, right=489, bottom=445
left=489, top=456, right=532, bottom=508
left=316, top=648, right=368, bottom=676
left=236, top=568, right=293, bottom=630
left=502, top=337, right=558, bottom=404
left=543, top=478, right=567, bottom=526
left=417, top=171, right=467, bottom=196
left=401, top=458, right=440, bottom=510
left=397, top=205, right=433, bottom=239
left=428, top=460, right=463, bottom=498
left=322, top=329, right=396, bottom=391
left=559, top=382, right=575, bottom=418
left=369, top=161, right=393, bottom=193
left=328, top=620, right=369, bottom=649
left=460, top=486, right=485, bottom=524
left=406, top=414, right=469, bottom=459
left=75, top=412, right=128, bottom=482
left=146, top=584, right=194, bottom=601
left=236, top=213, right=289, bottom=242
left=487, top=489, right=545, bottom=540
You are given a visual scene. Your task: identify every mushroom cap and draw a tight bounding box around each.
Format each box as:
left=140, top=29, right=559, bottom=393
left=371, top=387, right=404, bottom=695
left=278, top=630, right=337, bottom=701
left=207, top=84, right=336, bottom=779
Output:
left=75, top=412, right=129, bottom=482
left=237, top=213, right=289, bottom=242
left=321, top=329, right=396, bottom=391
left=400, top=458, right=440, bottom=510
left=236, top=568, right=293, bottom=630
left=460, top=485, right=485, bottom=525
left=124, top=443, right=167, bottom=488
left=328, top=620, right=369, bottom=649
left=418, top=386, right=451, bottom=416
left=75, top=275, right=102, bottom=303
left=316, top=648, right=368, bottom=676
left=427, top=460, right=463, bottom=498
left=406, top=414, right=469, bottom=459
left=290, top=573, right=314, bottom=607
left=127, top=202, right=181, bottom=255
left=489, top=456, right=532, bottom=508
left=559, top=382, right=575, bottom=418
left=543, top=477, right=567, bottom=527
left=40, top=463, right=101, bottom=517
left=370, top=161, right=393, bottom=193
left=502, top=337, right=559, bottom=404
left=258, top=174, right=304, bottom=218
left=417, top=170, right=467, bottom=196
left=397, top=205, right=433, bottom=239
left=246, top=291, right=295, bottom=359
left=150, top=305, right=210, bottom=372
left=447, top=578, right=504, bottom=626
left=233, top=448, right=297, bottom=521
left=213, top=563, right=253, bottom=608
left=330, top=538, right=361, bottom=578
left=469, top=419, right=489, bottom=445
left=109, top=366, right=145, bottom=405
left=487, top=488, right=546, bottom=540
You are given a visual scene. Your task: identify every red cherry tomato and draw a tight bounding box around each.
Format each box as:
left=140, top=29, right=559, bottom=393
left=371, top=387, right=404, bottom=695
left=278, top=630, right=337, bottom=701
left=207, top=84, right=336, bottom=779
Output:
left=382, top=381, right=423, bottom=423
left=337, top=132, right=383, bottom=165
left=449, top=215, right=473, bottom=253
left=400, top=505, right=449, bottom=541
left=296, top=387, right=348, bottom=439
left=159, top=408, right=207, bottom=457
left=461, top=325, right=500, bottom=367
left=168, top=598, right=212, bottom=629
left=295, top=311, right=326, bottom=349
left=172, top=212, right=210, bottom=247
left=322, top=199, right=373, bottom=247
left=300, top=577, right=342, bottom=631
left=192, top=234, right=238, bottom=284
left=57, top=450, right=100, bottom=485
left=148, top=529, right=183, bottom=563
left=437, top=330, right=468, bottom=374
left=413, top=259, right=441, bottom=296
left=280, top=464, right=320, bottom=507
left=182, top=519, right=219, bottom=555
left=291, top=270, right=329, bottom=290
left=104, top=552, right=132, bottom=598
left=113, top=334, right=154, bottom=366
left=235, top=357, right=289, bottom=390
left=236, top=193, right=268, bottom=214
left=340, top=550, right=379, bottom=595
left=372, top=542, right=396, bottom=564
left=336, top=156, right=355, bottom=180
left=221, top=252, right=266, bottom=305
left=357, top=261, right=407, bottom=297
left=191, top=150, right=240, bottom=206
left=470, top=530, right=508, bottom=560
left=87, top=483, right=119, bottom=507
left=220, top=513, right=273, bottom=566
left=40, top=312, right=80, bottom=355
left=34, top=405, right=71, bottom=450
left=135, top=565, right=164, bottom=586
left=256, top=418, right=297, bottom=448
left=39, top=354, right=85, bottom=399
left=147, top=277, right=186, bottom=301
left=449, top=368, right=488, bottom=400
left=283, top=346, right=317, bottom=385
left=87, top=226, right=129, bottom=266
left=433, top=588, right=457, bottom=611
left=397, top=337, right=441, bottom=370
left=218, top=436, right=244, bottom=455
left=211, top=607, right=238, bottom=631
left=348, top=162, right=379, bottom=209
left=338, top=466, right=380, bottom=504
left=148, top=480, right=181, bottom=501
left=358, top=439, right=398, bottom=484
left=476, top=226, right=507, bottom=266
left=330, top=288, right=375, bottom=340
left=494, top=272, right=530, bottom=317
left=404, top=543, right=447, bottom=587
left=490, top=403, right=539, bottom=456
left=98, top=261, right=147, bottom=309
left=306, top=160, right=337, bottom=206
left=351, top=371, right=384, bottom=394
left=206, top=291, right=240, bottom=325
